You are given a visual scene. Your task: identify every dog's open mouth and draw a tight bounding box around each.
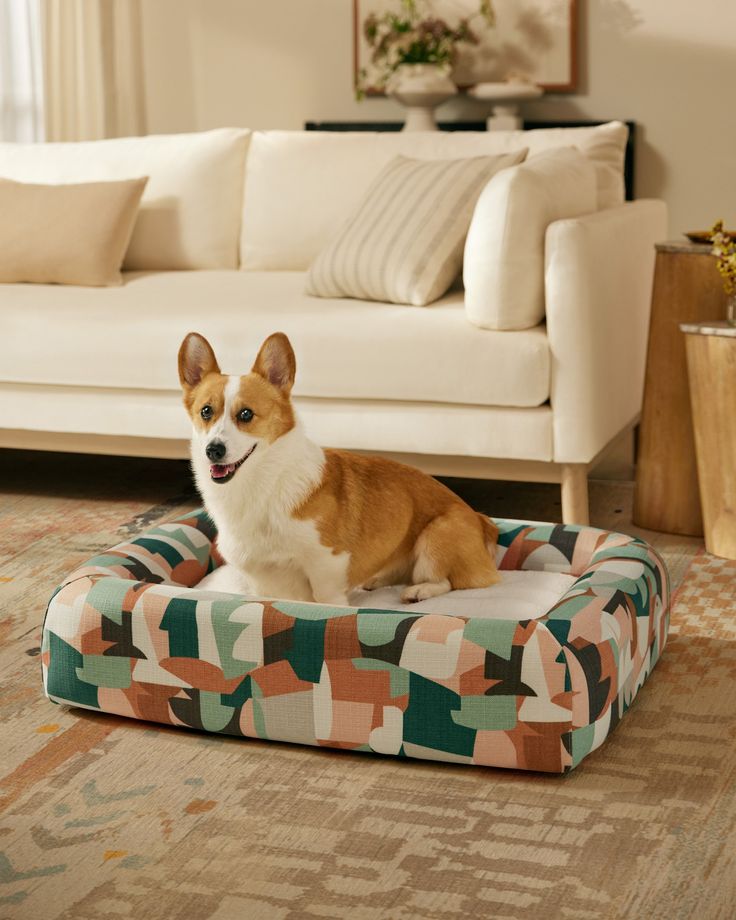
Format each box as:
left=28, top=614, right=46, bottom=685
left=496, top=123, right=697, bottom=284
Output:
left=209, top=444, right=257, bottom=483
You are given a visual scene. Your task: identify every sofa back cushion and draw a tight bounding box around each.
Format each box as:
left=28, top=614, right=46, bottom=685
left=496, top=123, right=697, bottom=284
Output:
left=240, top=122, right=627, bottom=271
left=464, top=147, right=598, bottom=331
left=0, top=128, right=250, bottom=270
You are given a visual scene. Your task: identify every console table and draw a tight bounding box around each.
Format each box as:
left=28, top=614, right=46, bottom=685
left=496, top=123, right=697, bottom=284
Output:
left=633, top=241, right=728, bottom=535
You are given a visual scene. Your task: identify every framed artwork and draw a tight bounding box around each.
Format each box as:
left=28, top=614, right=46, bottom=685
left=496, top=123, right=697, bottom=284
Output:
left=354, top=0, right=578, bottom=93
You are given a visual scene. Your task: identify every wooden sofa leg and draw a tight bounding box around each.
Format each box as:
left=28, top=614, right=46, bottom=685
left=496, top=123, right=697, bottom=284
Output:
left=561, top=464, right=590, bottom=526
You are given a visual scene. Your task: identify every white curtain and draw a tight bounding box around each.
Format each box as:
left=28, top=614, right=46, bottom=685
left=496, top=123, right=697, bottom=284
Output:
left=0, top=0, right=45, bottom=141
left=40, top=0, right=145, bottom=141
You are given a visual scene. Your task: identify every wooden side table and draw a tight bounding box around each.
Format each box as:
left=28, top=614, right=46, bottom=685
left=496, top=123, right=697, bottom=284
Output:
left=681, top=322, right=736, bottom=559
left=633, top=241, right=728, bottom=535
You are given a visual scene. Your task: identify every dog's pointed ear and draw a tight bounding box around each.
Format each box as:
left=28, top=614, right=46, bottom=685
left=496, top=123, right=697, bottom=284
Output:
left=178, top=332, right=220, bottom=390
left=252, top=332, right=296, bottom=394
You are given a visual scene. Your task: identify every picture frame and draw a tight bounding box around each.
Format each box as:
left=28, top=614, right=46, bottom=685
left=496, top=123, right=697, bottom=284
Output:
left=354, top=0, right=578, bottom=94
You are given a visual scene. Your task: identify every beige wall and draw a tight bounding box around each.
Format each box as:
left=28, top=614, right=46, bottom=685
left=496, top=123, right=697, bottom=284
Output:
left=141, top=0, right=736, bottom=234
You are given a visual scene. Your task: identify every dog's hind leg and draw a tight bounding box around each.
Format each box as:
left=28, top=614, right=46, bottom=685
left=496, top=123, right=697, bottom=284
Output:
left=401, top=507, right=499, bottom=604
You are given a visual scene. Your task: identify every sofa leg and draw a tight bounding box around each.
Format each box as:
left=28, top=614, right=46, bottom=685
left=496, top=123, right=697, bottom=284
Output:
left=561, top=464, right=590, bottom=526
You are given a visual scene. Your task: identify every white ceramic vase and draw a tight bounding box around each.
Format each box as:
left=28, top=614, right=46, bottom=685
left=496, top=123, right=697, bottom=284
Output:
left=386, top=63, right=457, bottom=132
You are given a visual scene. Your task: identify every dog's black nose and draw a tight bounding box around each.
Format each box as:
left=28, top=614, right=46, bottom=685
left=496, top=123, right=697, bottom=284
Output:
left=206, top=440, right=226, bottom=462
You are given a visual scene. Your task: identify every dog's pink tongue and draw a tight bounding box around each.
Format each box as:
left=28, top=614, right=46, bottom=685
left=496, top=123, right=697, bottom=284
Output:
left=210, top=463, right=235, bottom=479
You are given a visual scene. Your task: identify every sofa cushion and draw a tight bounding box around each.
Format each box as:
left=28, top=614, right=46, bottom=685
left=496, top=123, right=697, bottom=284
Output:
left=306, top=151, right=525, bottom=306
left=464, top=147, right=598, bottom=331
left=240, top=123, right=627, bottom=271
left=0, top=270, right=550, bottom=409
left=0, top=176, right=147, bottom=286
left=0, top=129, right=250, bottom=271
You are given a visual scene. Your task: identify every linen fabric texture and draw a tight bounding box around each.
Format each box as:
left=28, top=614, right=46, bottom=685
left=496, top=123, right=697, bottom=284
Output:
left=0, top=128, right=250, bottom=270
left=306, top=150, right=526, bottom=307
left=0, top=176, right=147, bottom=286
left=239, top=122, right=628, bottom=271
left=42, top=509, right=670, bottom=773
left=464, top=146, right=599, bottom=331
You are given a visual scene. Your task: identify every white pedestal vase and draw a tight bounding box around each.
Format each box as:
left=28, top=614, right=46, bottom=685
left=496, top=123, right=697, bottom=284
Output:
left=466, top=80, right=544, bottom=131
left=387, top=64, right=457, bottom=132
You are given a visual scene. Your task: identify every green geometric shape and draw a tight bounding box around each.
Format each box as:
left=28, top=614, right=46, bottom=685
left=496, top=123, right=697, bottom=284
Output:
left=403, top=673, right=475, bottom=757
left=272, top=601, right=353, bottom=621
left=45, top=632, right=99, bottom=708
left=75, top=655, right=131, bottom=689
left=221, top=675, right=253, bottom=708
left=210, top=599, right=261, bottom=678
left=353, top=659, right=410, bottom=697
left=85, top=578, right=131, bottom=624
left=152, top=525, right=211, bottom=567
left=570, top=722, right=596, bottom=768
left=451, top=695, right=517, bottom=731
left=161, top=597, right=199, bottom=658
left=463, top=618, right=517, bottom=659
left=199, top=691, right=235, bottom=733
left=251, top=697, right=267, bottom=738
left=356, top=611, right=418, bottom=646
left=546, top=594, right=596, bottom=622
left=285, top=617, right=325, bottom=683
left=134, top=537, right=184, bottom=569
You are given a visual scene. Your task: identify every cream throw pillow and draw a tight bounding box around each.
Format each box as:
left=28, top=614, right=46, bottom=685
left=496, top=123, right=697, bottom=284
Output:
left=464, top=147, right=598, bottom=330
left=306, top=151, right=526, bottom=307
left=0, top=177, right=147, bottom=286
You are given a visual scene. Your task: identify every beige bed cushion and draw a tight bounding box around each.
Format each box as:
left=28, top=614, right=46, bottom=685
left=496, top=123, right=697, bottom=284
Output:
left=306, top=150, right=526, bottom=306
left=0, top=177, right=147, bottom=286
left=0, top=129, right=250, bottom=270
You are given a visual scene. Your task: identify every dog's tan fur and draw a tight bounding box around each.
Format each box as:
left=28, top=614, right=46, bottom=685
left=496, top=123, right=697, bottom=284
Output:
left=295, top=450, right=500, bottom=592
left=179, top=331, right=500, bottom=604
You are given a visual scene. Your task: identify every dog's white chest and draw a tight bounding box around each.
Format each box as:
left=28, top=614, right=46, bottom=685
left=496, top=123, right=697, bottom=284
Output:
left=217, top=505, right=321, bottom=569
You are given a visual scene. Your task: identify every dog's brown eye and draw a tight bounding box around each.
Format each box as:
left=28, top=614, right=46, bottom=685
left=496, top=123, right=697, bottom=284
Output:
left=200, top=405, right=213, bottom=420
left=238, top=408, right=254, bottom=423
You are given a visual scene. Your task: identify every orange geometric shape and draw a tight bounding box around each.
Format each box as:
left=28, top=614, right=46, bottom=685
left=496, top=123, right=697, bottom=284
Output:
left=184, top=798, right=217, bottom=814
left=103, top=850, right=127, bottom=862
left=249, top=659, right=313, bottom=697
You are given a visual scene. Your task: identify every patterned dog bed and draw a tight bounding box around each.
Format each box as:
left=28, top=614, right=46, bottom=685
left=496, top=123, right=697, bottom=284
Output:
left=42, top=510, right=669, bottom=773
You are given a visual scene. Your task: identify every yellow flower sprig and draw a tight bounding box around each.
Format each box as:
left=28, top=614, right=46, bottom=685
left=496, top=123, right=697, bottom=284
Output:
left=710, top=220, right=736, bottom=295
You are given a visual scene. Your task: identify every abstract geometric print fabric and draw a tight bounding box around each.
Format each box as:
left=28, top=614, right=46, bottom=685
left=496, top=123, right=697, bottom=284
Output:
left=42, top=511, right=669, bottom=773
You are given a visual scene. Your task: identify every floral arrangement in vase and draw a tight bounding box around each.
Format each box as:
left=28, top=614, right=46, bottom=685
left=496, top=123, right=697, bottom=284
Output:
left=710, top=220, right=736, bottom=325
left=357, top=0, right=495, bottom=98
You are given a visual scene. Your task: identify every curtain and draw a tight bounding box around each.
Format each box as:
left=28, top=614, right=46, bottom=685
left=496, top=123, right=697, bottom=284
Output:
left=0, top=0, right=45, bottom=141
left=40, top=0, right=146, bottom=141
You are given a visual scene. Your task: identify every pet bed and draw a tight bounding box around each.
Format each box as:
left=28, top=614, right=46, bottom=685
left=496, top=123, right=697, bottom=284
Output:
left=42, top=510, right=669, bottom=773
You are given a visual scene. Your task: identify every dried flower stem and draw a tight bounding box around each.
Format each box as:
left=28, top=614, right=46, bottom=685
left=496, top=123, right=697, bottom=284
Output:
left=710, top=220, right=736, bottom=295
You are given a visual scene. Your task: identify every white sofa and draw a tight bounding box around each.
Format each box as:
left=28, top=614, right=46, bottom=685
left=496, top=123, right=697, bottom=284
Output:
left=0, top=125, right=667, bottom=524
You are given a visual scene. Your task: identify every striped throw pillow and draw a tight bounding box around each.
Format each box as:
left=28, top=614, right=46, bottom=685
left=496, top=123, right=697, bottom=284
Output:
left=305, top=150, right=526, bottom=306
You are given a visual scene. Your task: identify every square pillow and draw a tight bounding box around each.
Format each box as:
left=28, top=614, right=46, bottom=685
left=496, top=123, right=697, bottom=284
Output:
left=0, top=176, right=147, bottom=286
left=305, top=150, right=526, bottom=307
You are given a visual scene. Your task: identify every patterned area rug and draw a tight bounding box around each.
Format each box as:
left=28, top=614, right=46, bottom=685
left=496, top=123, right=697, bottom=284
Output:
left=1, top=452, right=734, bottom=920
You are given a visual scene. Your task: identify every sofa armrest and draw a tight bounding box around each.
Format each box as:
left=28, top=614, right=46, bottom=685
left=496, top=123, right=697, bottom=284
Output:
left=545, top=200, right=668, bottom=463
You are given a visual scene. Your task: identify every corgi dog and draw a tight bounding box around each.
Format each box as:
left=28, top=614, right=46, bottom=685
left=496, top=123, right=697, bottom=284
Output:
left=178, top=331, right=501, bottom=606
